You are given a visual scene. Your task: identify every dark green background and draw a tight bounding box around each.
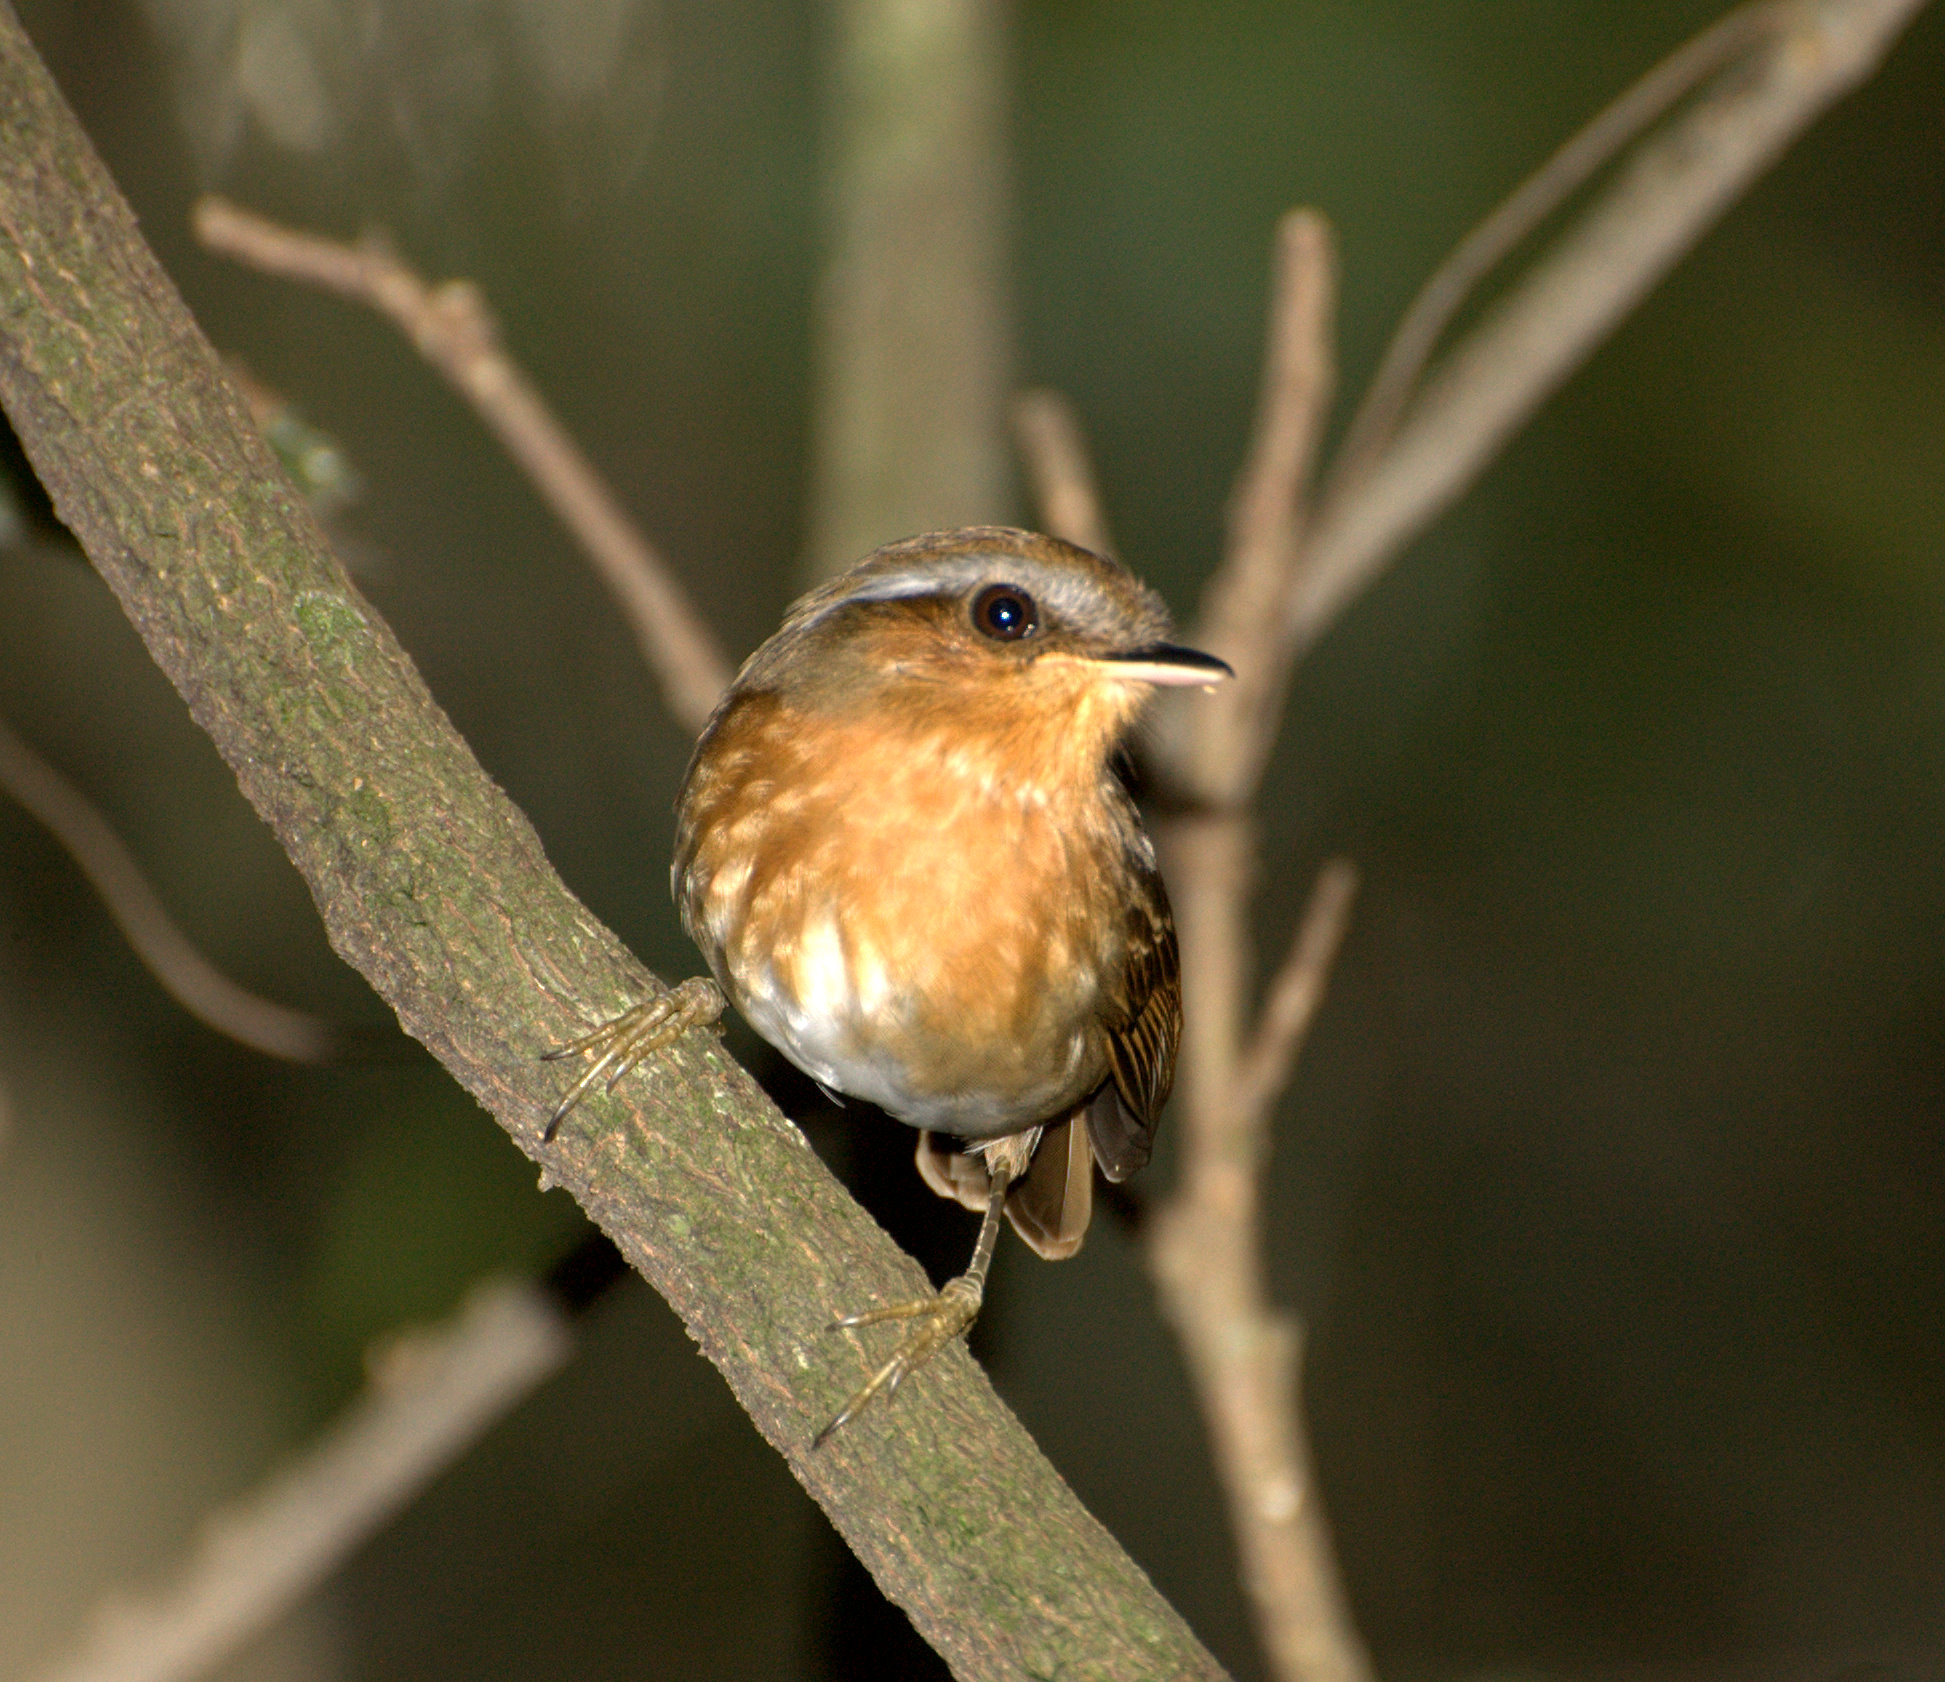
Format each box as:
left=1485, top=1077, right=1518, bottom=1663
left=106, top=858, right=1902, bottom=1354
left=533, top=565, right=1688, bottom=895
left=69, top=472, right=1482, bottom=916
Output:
left=3, top=2, right=1943, bottom=1678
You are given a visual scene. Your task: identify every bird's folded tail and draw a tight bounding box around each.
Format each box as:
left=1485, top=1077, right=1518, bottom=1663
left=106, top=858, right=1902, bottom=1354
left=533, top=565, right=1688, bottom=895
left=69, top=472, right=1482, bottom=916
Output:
left=914, top=1114, right=1093, bottom=1261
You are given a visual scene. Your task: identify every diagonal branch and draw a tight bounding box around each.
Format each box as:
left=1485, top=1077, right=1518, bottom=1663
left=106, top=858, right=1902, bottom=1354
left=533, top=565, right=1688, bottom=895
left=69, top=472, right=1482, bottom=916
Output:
left=1328, top=0, right=1795, bottom=488
left=1283, top=0, right=1930, bottom=672
left=27, top=1281, right=571, bottom=1682
left=192, top=197, right=732, bottom=736
left=0, top=12, right=1226, bottom=1680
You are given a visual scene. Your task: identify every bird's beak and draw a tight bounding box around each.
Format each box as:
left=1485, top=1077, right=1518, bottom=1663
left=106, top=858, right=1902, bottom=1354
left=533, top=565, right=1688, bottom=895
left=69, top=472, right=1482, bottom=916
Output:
left=1089, top=644, right=1235, bottom=688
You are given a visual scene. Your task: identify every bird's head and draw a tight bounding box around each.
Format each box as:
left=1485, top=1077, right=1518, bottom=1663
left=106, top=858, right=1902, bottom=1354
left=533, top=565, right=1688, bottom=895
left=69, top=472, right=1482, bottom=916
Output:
left=737, top=528, right=1231, bottom=757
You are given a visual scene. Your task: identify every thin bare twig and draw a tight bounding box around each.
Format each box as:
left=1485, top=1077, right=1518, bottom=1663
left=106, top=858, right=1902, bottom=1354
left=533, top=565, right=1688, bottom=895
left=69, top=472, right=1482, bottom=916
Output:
left=0, top=712, right=336, bottom=1062
left=1230, top=860, right=1361, bottom=1145
left=191, top=197, right=732, bottom=735
left=1010, top=388, right=1114, bottom=557
left=27, top=1280, right=572, bottom=1682
left=1015, top=236, right=1361, bottom=1682
left=1217, top=211, right=1339, bottom=653
left=1152, top=859, right=1364, bottom=1682
left=1329, top=0, right=1794, bottom=488
left=1284, top=0, right=1929, bottom=669
left=1167, top=209, right=1337, bottom=807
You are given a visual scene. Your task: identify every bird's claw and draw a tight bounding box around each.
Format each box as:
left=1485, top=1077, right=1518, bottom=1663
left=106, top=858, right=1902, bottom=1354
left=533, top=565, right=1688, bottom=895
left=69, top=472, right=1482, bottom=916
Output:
left=542, top=976, right=725, bottom=1141
left=813, top=1275, right=983, bottom=1448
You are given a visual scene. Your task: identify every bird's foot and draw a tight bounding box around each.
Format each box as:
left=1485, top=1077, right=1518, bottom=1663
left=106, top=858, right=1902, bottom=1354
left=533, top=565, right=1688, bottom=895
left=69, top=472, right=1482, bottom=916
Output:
left=814, top=1273, right=984, bottom=1448
left=542, top=976, right=725, bottom=1140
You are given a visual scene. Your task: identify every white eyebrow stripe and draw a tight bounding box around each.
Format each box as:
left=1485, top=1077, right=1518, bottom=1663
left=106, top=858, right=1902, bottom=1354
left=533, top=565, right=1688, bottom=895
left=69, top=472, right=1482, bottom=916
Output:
left=840, top=561, right=991, bottom=603
left=799, top=550, right=1173, bottom=652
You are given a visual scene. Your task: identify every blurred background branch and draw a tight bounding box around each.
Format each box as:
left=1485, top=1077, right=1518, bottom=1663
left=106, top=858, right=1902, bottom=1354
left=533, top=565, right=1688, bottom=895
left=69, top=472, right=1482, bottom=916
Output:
left=1281, top=0, right=1933, bottom=682
left=807, top=0, right=1014, bottom=579
left=0, top=710, right=338, bottom=1062
left=1021, top=6, right=1933, bottom=1678
left=1327, top=0, right=1796, bottom=488
left=192, top=196, right=730, bottom=735
left=27, top=1281, right=571, bottom=1682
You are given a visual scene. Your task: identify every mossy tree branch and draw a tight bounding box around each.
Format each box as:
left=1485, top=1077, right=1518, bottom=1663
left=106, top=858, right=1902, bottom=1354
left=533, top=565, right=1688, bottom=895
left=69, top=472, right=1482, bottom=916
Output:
left=0, top=7, right=1226, bottom=1679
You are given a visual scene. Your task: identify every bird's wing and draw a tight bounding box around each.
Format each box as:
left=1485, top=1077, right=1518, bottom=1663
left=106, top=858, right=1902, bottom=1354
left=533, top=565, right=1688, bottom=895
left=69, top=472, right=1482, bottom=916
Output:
left=1088, top=862, right=1180, bottom=1182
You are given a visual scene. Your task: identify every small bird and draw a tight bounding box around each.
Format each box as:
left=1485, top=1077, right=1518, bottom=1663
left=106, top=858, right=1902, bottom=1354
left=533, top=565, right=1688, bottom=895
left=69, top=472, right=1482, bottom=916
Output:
left=547, top=526, right=1230, bottom=1443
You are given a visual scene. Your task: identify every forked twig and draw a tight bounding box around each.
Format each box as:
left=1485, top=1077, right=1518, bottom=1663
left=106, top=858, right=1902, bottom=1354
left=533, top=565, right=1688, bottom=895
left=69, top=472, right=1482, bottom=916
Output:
left=1019, top=218, right=1365, bottom=1682
left=192, top=197, right=732, bottom=735
left=1019, top=10, right=1932, bottom=1681
left=1146, top=197, right=1364, bottom=1681
left=1152, top=859, right=1362, bottom=1682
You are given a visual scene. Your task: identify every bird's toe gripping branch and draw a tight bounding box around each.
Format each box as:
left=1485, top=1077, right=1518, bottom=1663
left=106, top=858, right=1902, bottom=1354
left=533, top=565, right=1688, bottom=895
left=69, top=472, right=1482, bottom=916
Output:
left=542, top=975, right=726, bottom=1140
left=813, top=1162, right=1016, bottom=1447
left=815, top=1273, right=985, bottom=1449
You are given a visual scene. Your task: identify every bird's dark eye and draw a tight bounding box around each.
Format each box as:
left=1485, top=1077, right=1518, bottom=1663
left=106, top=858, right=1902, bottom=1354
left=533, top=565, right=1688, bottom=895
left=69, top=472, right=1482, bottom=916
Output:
left=971, top=583, right=1037, bottom=642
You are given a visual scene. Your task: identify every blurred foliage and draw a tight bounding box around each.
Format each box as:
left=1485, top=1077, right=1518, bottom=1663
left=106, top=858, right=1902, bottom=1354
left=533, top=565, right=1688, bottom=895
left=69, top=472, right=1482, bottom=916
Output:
left=2, top=1, right=1944, bottom=1680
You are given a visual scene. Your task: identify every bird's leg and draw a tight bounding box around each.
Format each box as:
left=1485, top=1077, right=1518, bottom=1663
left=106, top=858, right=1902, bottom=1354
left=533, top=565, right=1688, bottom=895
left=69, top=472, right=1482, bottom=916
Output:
left=542, top=976, right=726, bottom=1140
left=814, top=1159, right=1016, bottom=1448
